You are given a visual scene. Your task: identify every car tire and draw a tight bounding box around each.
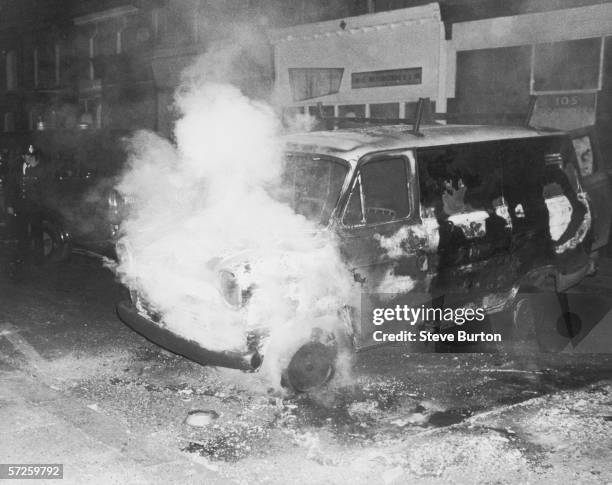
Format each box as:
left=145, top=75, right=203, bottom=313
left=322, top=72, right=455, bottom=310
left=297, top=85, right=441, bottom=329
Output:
left=282, top=341, right=336, bottom=393
left=281, top=328, right=341, bottom=393
left=42, top=219, right=71, bottom=263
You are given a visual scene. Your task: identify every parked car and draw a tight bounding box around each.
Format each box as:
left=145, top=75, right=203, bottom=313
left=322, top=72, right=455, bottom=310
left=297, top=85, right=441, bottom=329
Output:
left=116, top=122, right=594, bottom=391
left=45, top=168, right=122, bottom=260
left=11, top=129, right=129, bottom=263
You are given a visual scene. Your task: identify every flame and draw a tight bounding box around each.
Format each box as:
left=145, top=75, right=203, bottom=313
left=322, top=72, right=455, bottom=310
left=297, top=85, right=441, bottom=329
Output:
left=114, top=53, right=354, bottom=389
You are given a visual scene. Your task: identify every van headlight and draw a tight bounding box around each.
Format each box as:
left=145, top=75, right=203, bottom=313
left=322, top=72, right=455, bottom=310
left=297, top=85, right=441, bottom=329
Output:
left=218, top=269, right=254, bottom=308
left=107, top=189, right=124, bottom=224
left=218, top=270, right=242, bottom=308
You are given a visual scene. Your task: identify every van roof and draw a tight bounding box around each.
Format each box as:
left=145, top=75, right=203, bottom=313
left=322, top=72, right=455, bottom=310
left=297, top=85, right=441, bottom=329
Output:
left=283, top=124, right=564, bottom=165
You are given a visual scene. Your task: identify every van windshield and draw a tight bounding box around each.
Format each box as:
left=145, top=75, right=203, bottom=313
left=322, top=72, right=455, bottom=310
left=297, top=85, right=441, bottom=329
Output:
left=273, top=153, right=349, bottom=225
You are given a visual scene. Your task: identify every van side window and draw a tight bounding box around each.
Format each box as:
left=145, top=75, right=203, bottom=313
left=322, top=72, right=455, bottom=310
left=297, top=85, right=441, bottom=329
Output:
left=343, top=157, right=410, bottom=226
left=417, top=143, right=502, bottom=218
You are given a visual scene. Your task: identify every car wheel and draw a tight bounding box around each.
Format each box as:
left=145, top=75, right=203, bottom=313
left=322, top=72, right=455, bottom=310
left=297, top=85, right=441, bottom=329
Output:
left=282, top=333, right=339, bottom=393
left=42, top=220, right=71, bottom=263
left=283, top=341, right=335, bottom=393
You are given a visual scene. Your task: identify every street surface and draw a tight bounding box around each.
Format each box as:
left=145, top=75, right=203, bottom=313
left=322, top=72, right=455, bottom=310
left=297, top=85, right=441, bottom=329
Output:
left=0, top=251, right=611, bottom=484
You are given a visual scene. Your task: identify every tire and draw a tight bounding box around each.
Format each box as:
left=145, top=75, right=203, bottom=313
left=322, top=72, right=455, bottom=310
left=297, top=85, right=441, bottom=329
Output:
left=42, top=219, right=71, bottom=263
left=282, top=341, right=336, bottom=393
left=281, top=328, right=341, bottom=393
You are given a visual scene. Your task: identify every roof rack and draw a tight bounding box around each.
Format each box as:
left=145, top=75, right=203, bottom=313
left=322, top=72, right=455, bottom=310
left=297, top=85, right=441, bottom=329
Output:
left=311, top=95, right=548, bottom=133
left=315, top=97, right=433, bottom=136
left=430, top=96, right=554, bottom=131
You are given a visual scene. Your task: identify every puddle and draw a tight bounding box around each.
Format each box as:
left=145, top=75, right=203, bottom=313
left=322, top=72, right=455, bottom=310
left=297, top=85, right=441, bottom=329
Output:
left=427, top=408, right=472, bottom=427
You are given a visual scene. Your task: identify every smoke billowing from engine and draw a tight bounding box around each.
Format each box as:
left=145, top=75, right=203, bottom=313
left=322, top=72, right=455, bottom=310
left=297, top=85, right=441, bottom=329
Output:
left=113, top=38, right=354, bottom=388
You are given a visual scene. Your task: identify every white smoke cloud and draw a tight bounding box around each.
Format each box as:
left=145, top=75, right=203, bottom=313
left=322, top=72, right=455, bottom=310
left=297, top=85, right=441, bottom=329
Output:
left=283, top=112, right=319, bottom=134
left=113, top=43, right=355, bottom=389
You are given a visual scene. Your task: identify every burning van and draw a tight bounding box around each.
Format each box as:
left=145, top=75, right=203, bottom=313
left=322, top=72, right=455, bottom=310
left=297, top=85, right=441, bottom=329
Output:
left=116, top=120, right=593, bottom=392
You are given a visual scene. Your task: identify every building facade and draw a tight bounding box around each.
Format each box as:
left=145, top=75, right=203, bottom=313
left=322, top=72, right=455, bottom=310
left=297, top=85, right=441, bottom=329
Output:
left=447, top=2, right=612, bottom=159
left=272, top=0, right=612, bottom=160
left=0, top=0, right=375, bottom=150
left=271, top=3, right=446, bottom=120
left=0, top=0, right=161, bottom=170
left=0, top=0, right=610, bottom=170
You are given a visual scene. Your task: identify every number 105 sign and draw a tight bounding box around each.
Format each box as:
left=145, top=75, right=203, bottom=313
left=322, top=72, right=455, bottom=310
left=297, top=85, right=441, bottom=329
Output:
left=530, top=92, right=597, bottom=131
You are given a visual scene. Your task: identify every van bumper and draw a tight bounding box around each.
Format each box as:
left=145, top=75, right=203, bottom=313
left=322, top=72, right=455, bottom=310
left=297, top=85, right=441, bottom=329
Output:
left=116, top=300, right=262, bottom=371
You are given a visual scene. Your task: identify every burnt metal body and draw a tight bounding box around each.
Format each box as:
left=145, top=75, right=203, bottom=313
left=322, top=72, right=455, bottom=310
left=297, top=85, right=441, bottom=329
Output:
left=116, top=123, right=597, bottom=387
left=117, top=300, right=261, bottom=371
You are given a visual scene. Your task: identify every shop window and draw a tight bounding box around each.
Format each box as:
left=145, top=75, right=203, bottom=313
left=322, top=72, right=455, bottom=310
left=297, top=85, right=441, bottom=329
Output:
left=123, top=17, right=152, bottom=52
left=338, top=104, right=365, bottom=118
left=308, top=105, right=334, bottom=117
left=370, top=103, right=399, bottom=119
left=151, top=8, right=163, bottom=40
left=54, top=42, right=63, bottom=86
left=6, top=50, right=17, bottom=90
left=533, top=38, right=602, bottom=92
left=4, top=112, right=15, bottom=132
left=157, top=6, right=195, bottom=46
left=75, top=30, right=91, bottom=82
left=37, top=43, right=56, bottom=88
left=75, top=25, right=101, bottom=82
left=343, top=157, right=410, bottom=226
left=288, top=68, right=344, bottom=102
left=454, top=46, right=531, bottom=122
left=96, top=21, right=118, bottom=56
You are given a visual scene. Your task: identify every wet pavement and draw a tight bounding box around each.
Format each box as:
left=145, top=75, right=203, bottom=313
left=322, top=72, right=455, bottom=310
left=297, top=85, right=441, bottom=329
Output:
left=0, top=252, right=611, bottom=484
